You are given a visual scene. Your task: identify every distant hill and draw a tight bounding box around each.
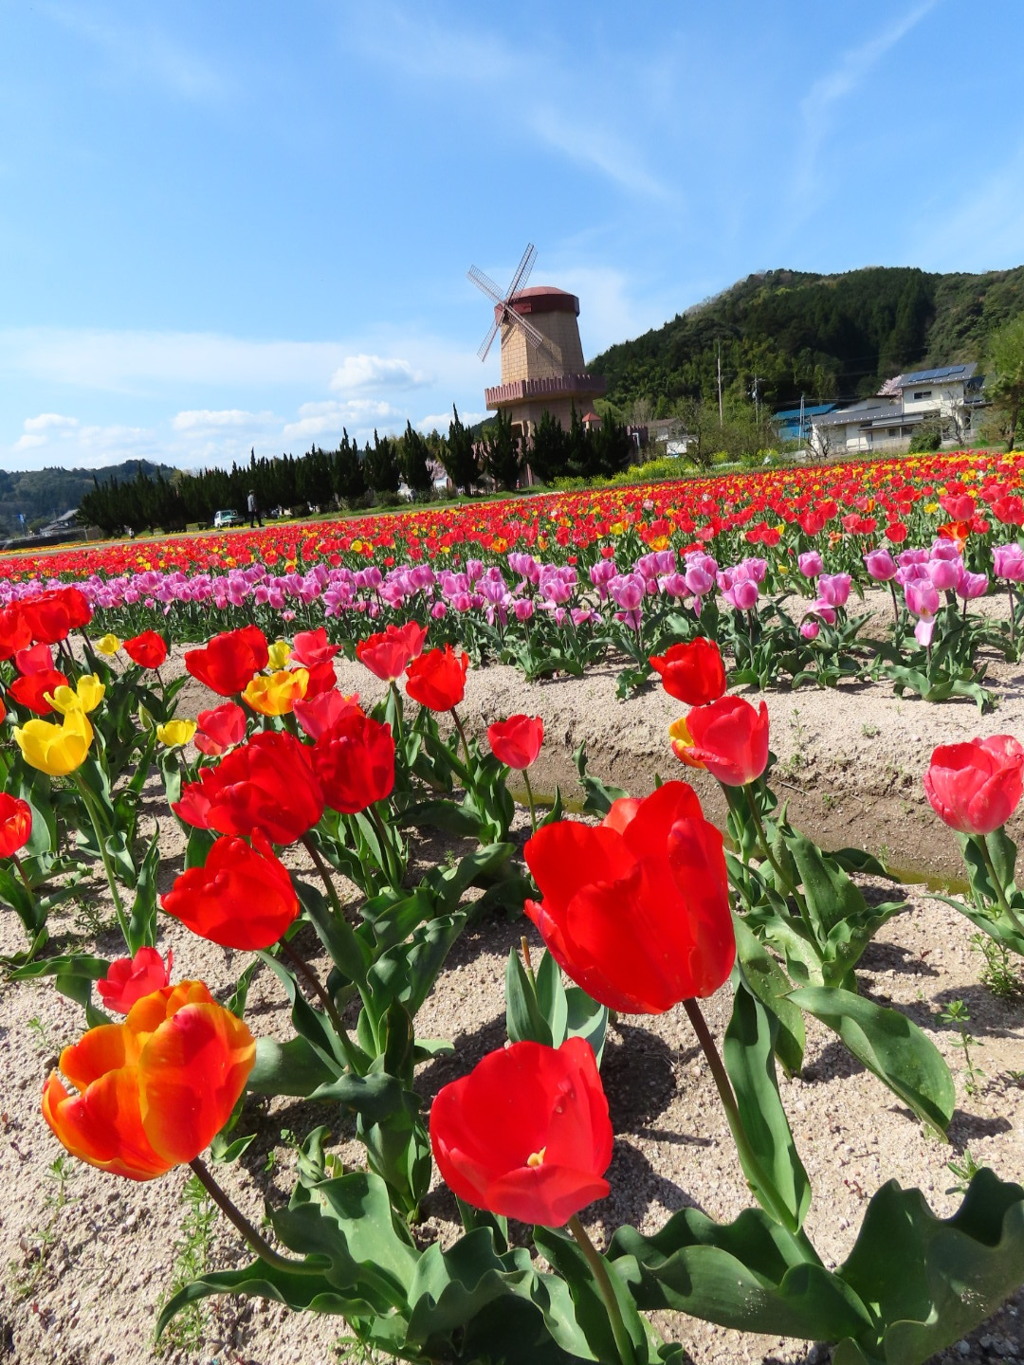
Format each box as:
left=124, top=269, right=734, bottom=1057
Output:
left=0, top=460, right=177, bottom=536
left=588, top=265, right=1024, bottom=417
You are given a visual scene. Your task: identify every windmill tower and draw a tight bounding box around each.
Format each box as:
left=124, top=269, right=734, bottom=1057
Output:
left=468, top=243, right=606, bottom=441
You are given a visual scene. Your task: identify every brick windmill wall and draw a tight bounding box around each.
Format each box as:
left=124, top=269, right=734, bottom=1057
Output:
left=485, top=286, right=606, bottom=437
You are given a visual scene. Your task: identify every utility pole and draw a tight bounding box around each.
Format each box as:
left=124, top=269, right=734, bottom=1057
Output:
left=799, top=393, right=806, bottom=449
left=717, top=343, right=723, bottom=427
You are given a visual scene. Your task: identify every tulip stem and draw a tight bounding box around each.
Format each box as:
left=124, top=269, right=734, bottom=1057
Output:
left=72, top=773, right=129, bottom=944
left=742, top=784, right=807, bottom=919
left=188, top=1158, right=322, bottom=1276
left=519, top=935, right=536, bottom=988
left=682, top=997, right=821, bottom=1263
left=302, top=835, right=346, bottom=918
left=369, top=802, right=404, bottom=889
left=522, top=768, right=538, bottom=835
left=11, top=851, right=34, bottom=895
left=566, top=1215, right=636, bottom=1365
left=972, top=835, right=1024, bottom=935
left=450, top=706, right=472, bottom=766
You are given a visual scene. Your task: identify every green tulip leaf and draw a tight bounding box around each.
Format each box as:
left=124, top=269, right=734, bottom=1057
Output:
left=249, top=1035, right=339, bottom=1097
left=789, top=987, right=955, bottom=1136
left=608, top=1205, right=872, bottom=1341
left=723, top=982, right=811, bottom=1230
left=732, top=914, right=805, bottom=1074
left=836, top=1169, right=1024, bottom=1365
left=156, top=1261, right=349, bottom=1339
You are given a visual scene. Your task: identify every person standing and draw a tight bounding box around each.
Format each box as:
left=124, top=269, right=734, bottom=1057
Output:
left=247, top=489, right=262, bottom=528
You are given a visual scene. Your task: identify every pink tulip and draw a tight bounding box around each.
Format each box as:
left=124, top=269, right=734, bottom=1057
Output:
left=798, top=551, right=823, bottom=578
left=864, top=548, right=898, bottom=582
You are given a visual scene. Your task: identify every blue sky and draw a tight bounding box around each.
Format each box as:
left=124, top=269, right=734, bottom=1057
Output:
left=1, top=0, right=1022, bottom=473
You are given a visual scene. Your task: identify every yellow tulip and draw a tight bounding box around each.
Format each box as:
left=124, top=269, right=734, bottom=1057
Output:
left=14, top=710, right=94, bottom=776
left=95, top=634, right=122, bottom=656
left=156, top=719, right=198, bottom=748
left=267, top=640, right=292, bottom=670
left=241, top=668, right=309, bottom=717
left=46, top=675, right=106, bottom=716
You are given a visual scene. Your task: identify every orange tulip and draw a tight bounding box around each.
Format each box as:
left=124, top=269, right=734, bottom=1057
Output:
left=42, top=982, right=255, bottom=1181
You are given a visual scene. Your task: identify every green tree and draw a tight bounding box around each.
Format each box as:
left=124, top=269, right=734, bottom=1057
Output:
left=528, top=410, right=570, bottom=484
left=363, top=431, right=401, bottom=497
left=987, top=313, right=1024, bottom=450
left=398, top=420, right=433, bottom=496
left=333, top=431, right=366, bottom=504
left=442, top=406, right=479, bottom=493
left=481, top=410, right=522, bottom=490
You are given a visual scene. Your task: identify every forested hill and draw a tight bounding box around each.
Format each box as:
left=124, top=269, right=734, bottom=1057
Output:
left=588, top=265, right=1024, bottom=417
left=0, top=460, right=175, bottom=536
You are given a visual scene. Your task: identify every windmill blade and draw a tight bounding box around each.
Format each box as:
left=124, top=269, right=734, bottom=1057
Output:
left=467, top=264, right=504, bottom=304
left=506, top=242, right=537, bottom=300
left=504, top=306, right=546, bottom=350
left=477, top=316, right=501, bottom=362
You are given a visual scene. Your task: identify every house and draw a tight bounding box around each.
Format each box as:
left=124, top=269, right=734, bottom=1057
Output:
left=809, top=364, right=985, bottom=455
left=772, top=403, right=837, bottom=444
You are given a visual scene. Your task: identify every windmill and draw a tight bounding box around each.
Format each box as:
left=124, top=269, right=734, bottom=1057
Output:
left=468, top=242, right=546, bottom=362
left=467, top=241, right=606, bottom=448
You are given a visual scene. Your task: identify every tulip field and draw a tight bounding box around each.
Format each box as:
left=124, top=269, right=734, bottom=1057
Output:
left=1, top=448, right=1024, bottom=1365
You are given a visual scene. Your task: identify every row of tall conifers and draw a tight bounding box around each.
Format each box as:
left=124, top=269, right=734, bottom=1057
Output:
left=76, top=406, right=638, bottom=535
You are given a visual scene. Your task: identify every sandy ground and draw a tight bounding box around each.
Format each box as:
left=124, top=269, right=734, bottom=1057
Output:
left=1, top=652, right=1023, bottom=1365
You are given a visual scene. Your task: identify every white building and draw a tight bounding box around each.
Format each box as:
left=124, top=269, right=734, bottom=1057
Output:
left=810, top=364, right=985, bottom=455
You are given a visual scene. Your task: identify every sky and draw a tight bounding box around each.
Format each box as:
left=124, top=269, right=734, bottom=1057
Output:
left=1, top=0, right=1023, bottom=474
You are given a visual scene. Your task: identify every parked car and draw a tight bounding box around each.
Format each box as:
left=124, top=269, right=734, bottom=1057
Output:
left=213, top=508, right=242, bottom=528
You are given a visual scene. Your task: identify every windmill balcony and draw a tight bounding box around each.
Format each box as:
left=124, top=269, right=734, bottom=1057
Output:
left=485, top=373, right=607, bottom=409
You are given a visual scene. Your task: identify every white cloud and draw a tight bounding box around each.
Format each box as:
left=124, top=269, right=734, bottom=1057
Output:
left=282, top=398, right=405, bottom=444
left=24, top=412, right=79, bottom=433
left=329, top=354, right=425, bottom=392
left=173, top=408, right=276, bottom=433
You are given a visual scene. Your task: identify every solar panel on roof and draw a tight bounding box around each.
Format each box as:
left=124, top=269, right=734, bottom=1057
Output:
left=901, top=365, right=967, bottom=384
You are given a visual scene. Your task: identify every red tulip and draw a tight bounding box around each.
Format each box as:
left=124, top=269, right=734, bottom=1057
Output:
left=290, top=627, right=339, bottom=668
left=43, top=981, right=255, bottom=1181
left=488, top=715, right=544, bottom=769
left=161, top=832, right=299, bottom=949
left=356, top=621, right=428, bottom=681
left=293, top=689, right=362, bottom=740
left=405, top=645, right=469, bottom=711
left=670, top=695, right=770, bottom=786
left=8, top=669, right=70, bottom=715
left=194, top=702, right=248, bottom=757
left=123, top=630, right=168, bottom=669
left=17, top=587, right=91, bottom=645
left=649, top=638, right=726, bottom=705
left=174, top=730, right=323, bottom=845
left=184, top=625, right=269, bottom=696
left=14, top=643, right=55, bottom=675
left=0, top=793, right=32, bottom=858
left=97, top=946, right=173, bottom=1014
left=429, top=1037, right=612, bottom=1225
left=923, top=736, right=1024, bottom=836
left=312, top=711, right=395, bottom=813
left=0, top=604, right=33, bottom=660
left=524, top=781, right=734, bottom=1013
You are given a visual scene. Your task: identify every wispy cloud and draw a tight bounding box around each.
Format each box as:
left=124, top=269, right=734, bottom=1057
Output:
left=343, top=5, right=670, bottom=199
left=282, top=399, right=405, bottom=444
left=9, top=412, right=155, bottom=463
left=906, top=138, right=1024, bottom=271
left=42, top=3, right=231, bottom=103
left=794, top=1, right=940, bottom=204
